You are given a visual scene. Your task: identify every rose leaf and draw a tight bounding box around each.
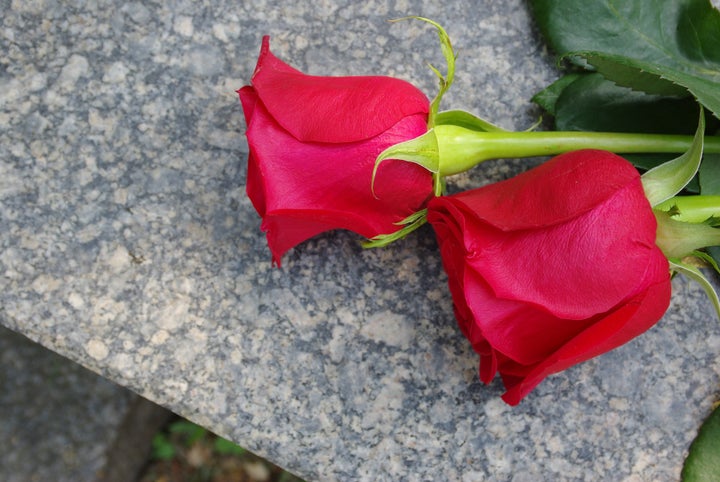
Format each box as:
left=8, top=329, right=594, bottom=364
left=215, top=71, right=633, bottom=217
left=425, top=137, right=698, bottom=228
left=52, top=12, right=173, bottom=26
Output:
left=682, top=404, right=720, bottom=482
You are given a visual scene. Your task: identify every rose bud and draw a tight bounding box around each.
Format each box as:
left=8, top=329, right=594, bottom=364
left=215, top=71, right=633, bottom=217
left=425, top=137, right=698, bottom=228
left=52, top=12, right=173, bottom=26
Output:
left=427, top=149, right=672, bottom=405
left=238, top=37, right=433, bottom=264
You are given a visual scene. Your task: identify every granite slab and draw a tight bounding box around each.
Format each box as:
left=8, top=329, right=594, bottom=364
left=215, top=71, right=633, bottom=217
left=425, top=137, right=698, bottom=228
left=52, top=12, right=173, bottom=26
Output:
left=2, top=1, right=720, bottom=480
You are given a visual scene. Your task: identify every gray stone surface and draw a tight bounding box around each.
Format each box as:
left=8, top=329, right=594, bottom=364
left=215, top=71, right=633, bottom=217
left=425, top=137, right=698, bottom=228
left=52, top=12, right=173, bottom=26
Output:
left=0, top=325, right=134, bottom=482
left=2, top=1, right=719, bottom=481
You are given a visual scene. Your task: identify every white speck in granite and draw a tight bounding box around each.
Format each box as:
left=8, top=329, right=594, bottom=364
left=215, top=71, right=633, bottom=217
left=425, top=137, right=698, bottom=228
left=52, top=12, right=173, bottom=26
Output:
left=121, top=2, right=151, bottom=24
left=67, top=292, right=85, bottom=310
left=211, top=23, right=228, bottom=42
left=31, top=274, right=61, bottom=295
left=103, top=61, right=129, bottom=84
left=174, top=15, right=195, bottom=37
left=230, top=348, right=243, bottom=365
left=161, top=379, right=189, bottom=397
left=360, top=311, right=413, bottom=348
left=113, top=352, right=134, bottom=372
left=183, top=45, right=226, bottom=77
left=56, top=54, right=89, bottom=90
left=106, top=245, right=130, bottom=272
left=154, top=296, right=191, bottom=331
left=150, top=329, right=170, bottom=346
left=174, top=338, right=207, bottom=368
left=92, top=296, right=128, bottom=326
left=86, top=339, right=109, bottom=361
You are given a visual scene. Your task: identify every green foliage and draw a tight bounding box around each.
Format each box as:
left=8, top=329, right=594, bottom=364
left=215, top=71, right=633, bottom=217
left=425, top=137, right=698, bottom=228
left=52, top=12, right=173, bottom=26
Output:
left=700, top=154, right=720, bottom=196
left=536, top=73, right=705, bottom=135
left=151, top=433, right=176, bottom=460
left=531, top=74, right=582, bottom=116
left=531, top=0, right=720, bottom=118
left=151, top=419, right=247, bottom=461
left=683, top=404, right=720, bottom=481
left=169, top=419, right=208, bottom=446
left=531, top=0, right=720, bottom=251
left=213, top=436, right=247, bottom=456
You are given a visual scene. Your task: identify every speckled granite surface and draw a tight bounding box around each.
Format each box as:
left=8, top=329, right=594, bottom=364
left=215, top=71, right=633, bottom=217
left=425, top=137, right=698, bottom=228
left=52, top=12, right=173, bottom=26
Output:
left=2, top=1, right=720, bottom=480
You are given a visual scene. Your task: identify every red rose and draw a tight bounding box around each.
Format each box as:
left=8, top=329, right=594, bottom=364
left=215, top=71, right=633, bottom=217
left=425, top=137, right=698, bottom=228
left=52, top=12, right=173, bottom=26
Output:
left=238, top=37, right=433, bottom=264
left=427, top=150, right=672, bottom=405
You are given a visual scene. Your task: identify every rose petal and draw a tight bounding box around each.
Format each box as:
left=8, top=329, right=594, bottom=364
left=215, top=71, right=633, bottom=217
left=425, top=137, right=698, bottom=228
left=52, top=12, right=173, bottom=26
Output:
left=500, top=269, right=671, bottom=406
left=250, top=37, right=429, bottom=144
left=462, top=268, right=596, bottom=364
left=451, top=150, right=641, bottom=230
left=427, top=149, right=673, bottom=405
left=428, top=153, right=663, bottom=319
left=244, top=99, right=432, bottom=261
left=470, top=182, right=661, bottom=318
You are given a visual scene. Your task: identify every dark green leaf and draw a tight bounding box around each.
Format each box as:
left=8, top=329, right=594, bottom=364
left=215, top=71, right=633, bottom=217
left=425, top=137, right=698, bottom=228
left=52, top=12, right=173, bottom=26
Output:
left=579, top=52, right=720, bottom=116
left=698, top=153, right=720, bottom=266
left=530, top=0, right=720, bottom=117
left=531, top=73, right=582, bottom=116
left=575, top=52, right=689, bottom=97
left=700, top=153, right=720, bottom=194
left=707, top=245, right=720, bottom=265
left=683, top=404, right=720, bottom=481
left=551, top=73, right=701, bottom=134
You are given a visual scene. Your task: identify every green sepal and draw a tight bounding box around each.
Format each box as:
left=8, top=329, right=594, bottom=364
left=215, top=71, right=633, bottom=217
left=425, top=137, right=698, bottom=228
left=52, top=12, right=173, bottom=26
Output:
left=371, top=130, right=439, bottom=198
left=371, top=118, right=500, bottom=196
left=362, top=209, right=428, bottom=249
left=655, top=195, right=720, bottom=224
left=391, top=17, right=456, bottom=127
left=654, top=210, right=720, bottom=259
left=435, top=110, right=507, bottom=132
left=691, top=250, right=720, bottom=277
left=669, top=258, right=720, bottom=319
left=642, top=107, right=706, bottom=206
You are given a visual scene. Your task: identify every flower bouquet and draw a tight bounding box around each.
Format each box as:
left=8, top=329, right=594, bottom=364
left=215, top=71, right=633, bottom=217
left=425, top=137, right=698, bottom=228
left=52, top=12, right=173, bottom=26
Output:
left=238, top=1, right=720, bottom=477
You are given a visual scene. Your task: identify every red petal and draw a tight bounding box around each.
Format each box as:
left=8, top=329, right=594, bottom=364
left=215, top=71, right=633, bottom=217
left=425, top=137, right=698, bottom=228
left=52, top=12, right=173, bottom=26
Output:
left=238, top=85, right=258, bottom=127
left=462, top=268, right=596, bottom=364
left=244, top=99, right=432, bottom=260
left=462, top=247, right=668, bottom=364
left=429, top=152, right=662, bottom=319
left=500, top=270, right=671, bottom=406
left=427, top=150, right=672, bottom=405
left=239, top=87, right=267, bottom=217
left=250, top=37, right=429, bottom=143
left=476, top=183, right=660, bottom=318
left=452, top=150, right=641, bottom=230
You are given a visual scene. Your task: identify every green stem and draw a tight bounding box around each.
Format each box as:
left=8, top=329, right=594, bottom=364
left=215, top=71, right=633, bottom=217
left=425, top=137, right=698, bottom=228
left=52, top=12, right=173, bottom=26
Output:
left=435, top=125, right=720, bottom=176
